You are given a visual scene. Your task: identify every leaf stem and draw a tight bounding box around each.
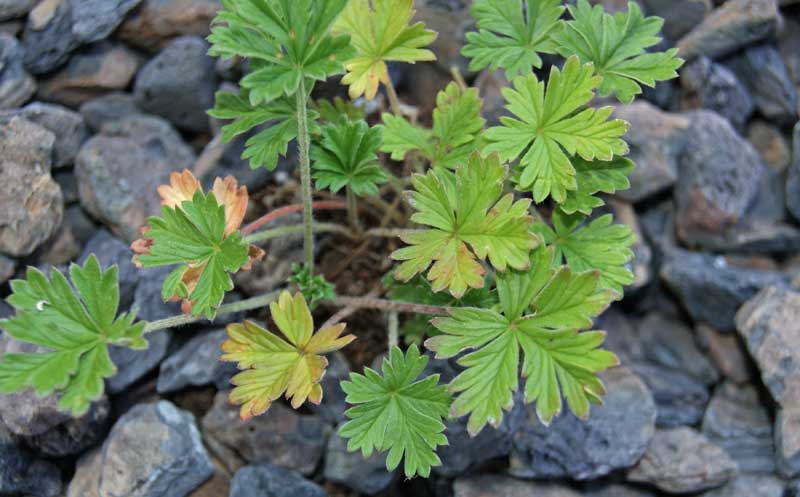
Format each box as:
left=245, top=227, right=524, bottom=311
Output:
left=384, top=77, right=403, bottom=116
left=296, top=78, right=315, bottom=272
left=241, top=200, right=347, bottom=235
left=387, top=310, right=399, bottom=349
left=326, top=296, right=452, bottom=316
left=346, top=186, right=362, bottom=233
left=243, top=222, right=353, bottom=245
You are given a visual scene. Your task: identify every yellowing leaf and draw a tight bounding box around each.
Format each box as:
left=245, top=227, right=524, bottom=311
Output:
left=221, top=291, right=355, bottom=420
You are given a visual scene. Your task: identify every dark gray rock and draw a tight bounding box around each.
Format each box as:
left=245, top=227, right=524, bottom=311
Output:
left=24, top=395, right=109, bottom=457
left=79, top=229, right=139, bottom=307
left=79, top=91, right=142, bottom=131
left=0, top=422, right=61, bottom=497
left=627, top=427, right=738, bottom=493
left=437, top=416, right=513, bottom=477
left=0, top=33, right=35, bottom=108
left=157, top=329, right=237, bottom=394
left=66, top=401, right=213, bottom=497
left=53, top=168, right=78, bottom=203
left=22, top=0, right=79, bottom=74
left=640, top=0, right=710, bottom=41
left=106, top=330, right=170, bottom=394
left=75, top=115, right=195, bottom=241
left=324, top=430, right=395, bottom=495
left=631, top=363, right=710, bottom=428
left=117, top=0, right=221, bottom=53
left=702, top=382, right=775, bottom=473
left=680, top=56, right=754, bottom=130
left=230, top=464, right=326, bottom=497
left=0, top=253, right=14, bottom=285
left=703, top=475, right=785, bottom=497
left=0, top=0, right=36, bottom=21
left=660, top=249, right=787, bottom=332
left=509, top=367, right=656, bottom=480
left=132, top=265, right=182, bottom=321
left=0, top=102, right=88, bottom=167
left=201, top=132, right=276, bottom=194
left=788, top=122, right=800, bottom=222
left=134, top=36, right=216, bottom=132
left=636, top=313, right=718, bottom=382
left=69, top=0, right=142, bottom=43
left=453, top=475, right=582, bottom=497
left=64, top=204, right=97, bottom=244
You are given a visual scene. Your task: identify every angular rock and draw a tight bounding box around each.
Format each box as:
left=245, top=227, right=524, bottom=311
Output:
left=779, top=407, right=800, bottom=478
left=0, top=0, right=36, bottom=21
left=202, top=391, right=326, bottom=475
left=157, top=329, right=238, bottom=394
left=748, top=120, right=790, bottom=172
left=680, top=56, right=754, bottom=130
left=230, top=464, right=326, bottom=497
left=75, top=115, right=195, bottom=241
left=453, top=475, right=582, bottom=497
left=134, top=36, right=216, bottom=132
left=703, top=475, right=785, bottom=497
left=67, top=401, right=213, bottom=497
left=627, top=427, right=738, bottom=493
left=0, top=116, right=62, bottom=256
left=118, top=0, right=221, bottom=52
left=69, top=0, right=141, bottom=43
left=22, top=0, right=79, bottom=74
left=696, top=323, right=754, bottom=384
left=0, top=33, right=35, bottom=108
left=788, top=122, right=800, bottom=222
left=702, top=382, right=775, bottom=473
left=79, top=91, right=141, bottom=131
left=509, top=367, right=656, bottom=480
left=0, top=422, right=61, bottom=497
left=324, top=430, right=395, bottom=495
left=0, top=101, right=88, bottom=167
left=676, top=0, right=781, bottom=60
left=640, top=0, right=710, bottom=41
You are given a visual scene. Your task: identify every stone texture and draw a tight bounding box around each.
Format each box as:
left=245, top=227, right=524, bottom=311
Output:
left=24, top=395, right=109, bottom=457
left=67, top=401, right=213, bottom=497
left=69, top=0, right=141, bottom=43
left=75, top=115, right=195, bottom=241
left=21, top=0, right=79, bottom=74
left=789, top=121, right=800, bottom=222
left=702, top=475, right=785, bottom=497
left=0, top=115, right=62, bottom=256
left=118, top=0, right=221, bottom=52
left=748, top=120, right=790, bottom=172
left=0, top=422, right=62, bottom=497
left=509, top=367, right=656, bottom=480
left=680, top=56, right=754, bottom=130
left=230, top=464, right=326, bottom=497
left=0, top=101, right=88, bottom=167
left=79, top=229, right=139, bottom=306
left=628, top=427, right=738, bottom=493
left=157, top=329, right=237, bottom=394
left=79, top=91, right=142, bottom=131
left=0, top=0, right=36, bottom=20
left=324, top=430, right=395, bottom=495
left=132, top=266, right=182, bottom=321
left=696, top=323, right=754, bottom=384
left=586, top=483, right=657, bottom=497
left=0, top=33, right=35, bottom=108
left=640, top=0, right=710, bottom=41
left=134, top=36, right=216, bottom=132
left=454, top=475, right=582, bottom=497
left=0, top=254, right=14, bottom=285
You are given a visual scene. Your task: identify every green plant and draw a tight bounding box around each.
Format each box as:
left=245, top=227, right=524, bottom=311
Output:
left=0, top=0, right=682, bottom=479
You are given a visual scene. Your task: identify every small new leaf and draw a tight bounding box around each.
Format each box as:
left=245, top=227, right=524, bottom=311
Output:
left=340, top=345, right=451, bottom=478
left=0, top=256, right=146, bottom=416
left=560, top=157, right=635, bottom=215
left=462, top=0, right=565, bottom=78
left=288, top=263, right=337, bottom=309
left=334, top=0, right=436, bottom=100
left=311, top=120, right=388, bottom=196
left=221, top=291, right=355, bottom=420
left=485, top=56, right=629, bottom=203
left=392, top=152, right=539, bottom=298
left=552, top=0, right=683, bottom=103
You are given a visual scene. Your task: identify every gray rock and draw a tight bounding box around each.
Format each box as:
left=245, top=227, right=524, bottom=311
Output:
left=0, top=253, right=13, bottom=284
left=66, top=401, right=213, bottom=497
left=23, top=394, right=109, bottom=457
left=437, top=416, right=513, bottom=477
left=134, top=36, right=216, bottom=132
left=628, top=427, right=738, bottom=493
left=780, top=406, right=800, bottom=478
left=131, top=265, right=181, bottom=321
left=79, top=91, right=142, bottom=131
left=0, top=116, right=62, bottom=256
left=201, top=132, right=275, bottom=194
left=230, top=464, right=326, bottom=497
left=53, top=168, right=78, bottom=203
left=631, top=363, right=710, bottom=428
left=702, top=382, right=775, bottom=473
left=748, top=120, right=790, bottom=172
left=202, top=391, right=326, bottom=475
left=75, top=114, right=195, bottom=241
left=509, top=367, right=656, bottom=480
left=640, top=0, right=710, bottom=41
left=636, top=313, right=718, bottom=382
left=585, top=483, right=657, bottom=497
left=117, top=0, right=221, bottom=53
left=107, top=330, right=170, bottom=394
left=64, top=204, right=97, bottom=244
left=324, top=430, right=395, bottom=495
left=0, top=102, right=88, bottom=167
left=69, top=0, right=142, bottom=43
left=661, top=249, right=787, bottom=332
left=79, top=229, right=139, bottom=307
left=702, top=475, right=785, bottom=497
left=696, top=323, right=754, bottom=384
left=676, top=0, right=781, bottom=60
left=789, top=122, right=800, bottom=222
left=724, top=44, right=798, bottom=125
left=157, top=329, right=237, bottom=394
left=0, top=422, right=61, bottom=497
left=680, top=56, right=754, bottom=130
left=0, top=33, right=35, bottom=108
left=453, top=475, right=582, bottom=497
left=0, top=0, right=36, bottom=20
left=22, top=0, right=79, bottom=74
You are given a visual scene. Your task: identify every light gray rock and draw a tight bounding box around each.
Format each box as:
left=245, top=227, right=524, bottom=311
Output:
left=79, top=91, right=141, bottom=131
left=702, top=475, right=785, bottom=497
left=157, top=329, right=237, bottom=394
left=413, top=0, right=472, bottom=74
left=454, top=475, right=582, bottom=497
left=0, top=33, right=35, bottom=108
left=0, top=101, right=88, bottom=167
left=69, top=0, right=142, bottom=43
left=230, top=464, right=326, bottom=497
left=324, top=431, right=395, bottom=495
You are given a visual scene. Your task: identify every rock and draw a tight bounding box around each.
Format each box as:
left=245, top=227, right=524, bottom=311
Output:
left=676, top=0, right=781, bottom=60
left=118, top=0, right=221, bottom=53
left=748, top=120, right=790, bottom=172
left=230, top=464, right=326, bottom=497
left=637, top=314, right=718, bottom=382
left=0, top=0, right=36, bottom=20
left=69, top=0, right=141, bottom=43
left=696, top=324, right=754, bottom=384
left=0, top=423, right=62, bottom=497
left=779, top=407, right=800, bottom=478
left=133, top=36, right=216, bottom=132
left=437, top=417, right=513, bottom=477
left=585, top=483, right=657, bottom=497
left=324, top=430, right=396, bottom=495
left=200, top=131, right=275, bottom=194
left=24, top=395, right=109, bottom=457
left=75, top=115, right=195, bottom=241
left=0, top=33, right=35, bottom=108
left=612, top=102, right=687, bottom=203
left=64, top=204, right=97, bottom=244
left=660, top=249, right=787, bottom=332
left=54, top=169, right=78, bottom=203
left=509, top=367, right=656, bottom=480
left=0, top=253, right=14, bottom=284
left=628, top=427, right=738, bottom=493
left=702, top=382, right=775, bottom=473
left=107, top=329, right=171, bottom=394
left=702, top=475, right=785, bottom=497
left=0, top=101, right=88, bottom=167
left=187, top=464, right=230, bottom=497
left=607, top=201, right=651, bottom=290
left=67, top=401, right=213, bottom=497
left=79, top=229, right=139, bottom=306
left=79, top=91, right=142, bottom=131
left=202, top=391, right=326, bottom=475
left=0, top=116, right=62, bottom=256
left=413, top=0, right=472, bottom=74
left=157, top=329, right=238, bottom=394
left=724, top=44, right=798, bottom=125
left=632, top=362, right=710, bottom=428
left=680, top=57, right=754, bottom=130
left=132, top=266, right=182, bottom=321
left=640, top=0, right=710, bottom=41
left=22, top=0, right=79, bottom=74
left=788, top=122, right=800, bottom=222
left=37, top=41, right=140, bottom=107
left=453, top=475, right=582, bottom=497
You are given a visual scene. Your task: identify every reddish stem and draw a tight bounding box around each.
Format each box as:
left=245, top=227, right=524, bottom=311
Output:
left=241, top=200, right=348, bottom=235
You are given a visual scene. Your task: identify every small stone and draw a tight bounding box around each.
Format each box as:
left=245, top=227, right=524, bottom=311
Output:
left=79, top=91, right=142, bottom=131
left=680, top=56, right=754, bottom=130
left=453, top=475, right=582, bottom=497
left=0, top=101, right=88, bottom=167
left=676, top=0, right=781, bottom=60
left=134, top=36, right=216, bottom=132
left=509, top=367, right=656, bottom=480
left=696, top=323, right=754, bottom=384
left=702, top=382, right=775, bottom=473
left=69, top=0, right=142, bottom=43
left=0, top=422, right=62, bottom=497
left=324, top=430, right=396, bottom=495
left=788, top=122, right=800, bottom=222
left=118, top=0, right=221, bottom=53
left=640, top=0, right=711, bottom=41
left=0, top=0, right=36, bottom=21
left=233, top=213, right=303, bottom=296
left=157, top=329, right=238, bottom=394
left=37, top=41, right=140, bottom=107
left=748, top=120, right=790, bottom=172
left=202, top=391, right=326, bottom=475
left=627, top=427, right=738, bottom=493
left=230, top=464, right=326, bottom=497
left=22, top=0, right=79, bottom=74
left=702, top=475, right=785, bottom=497
left=67, top=401, right=213, bottom=497
left=0, top=33, right=35, bottom=108
left=75, top=114, right=195, bottom=241
left=24, top=394, right=109, bottom=457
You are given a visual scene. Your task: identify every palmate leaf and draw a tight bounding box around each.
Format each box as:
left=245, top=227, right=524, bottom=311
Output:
left=392, top=152, right=539, bottom=298
left=221, top=291, right=355, bottom=420
left=339, top=345, right=451, bottom=478
left=0, top=256, right=146, bottom=416
left=552, top=0, right=684, bottom=104
left=427, top=246, right=618, bottom=435
left=533, top=209, right=635, bottom=295
left=462, top=0, right=565, bottom=78
left=560, top=156, right=635, bottom=215
left=485, top=56, right=629, bottom=204
left=334, top=0, right=436, bottom=100
left=311, top=119, right=388, bottom=196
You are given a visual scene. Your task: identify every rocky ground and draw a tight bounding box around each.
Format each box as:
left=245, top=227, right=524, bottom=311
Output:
left=1, top=0, right=800, bottom=496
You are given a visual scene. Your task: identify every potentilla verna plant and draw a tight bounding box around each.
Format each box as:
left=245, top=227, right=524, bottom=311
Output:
left=0, top=0, right=682, bottom=480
